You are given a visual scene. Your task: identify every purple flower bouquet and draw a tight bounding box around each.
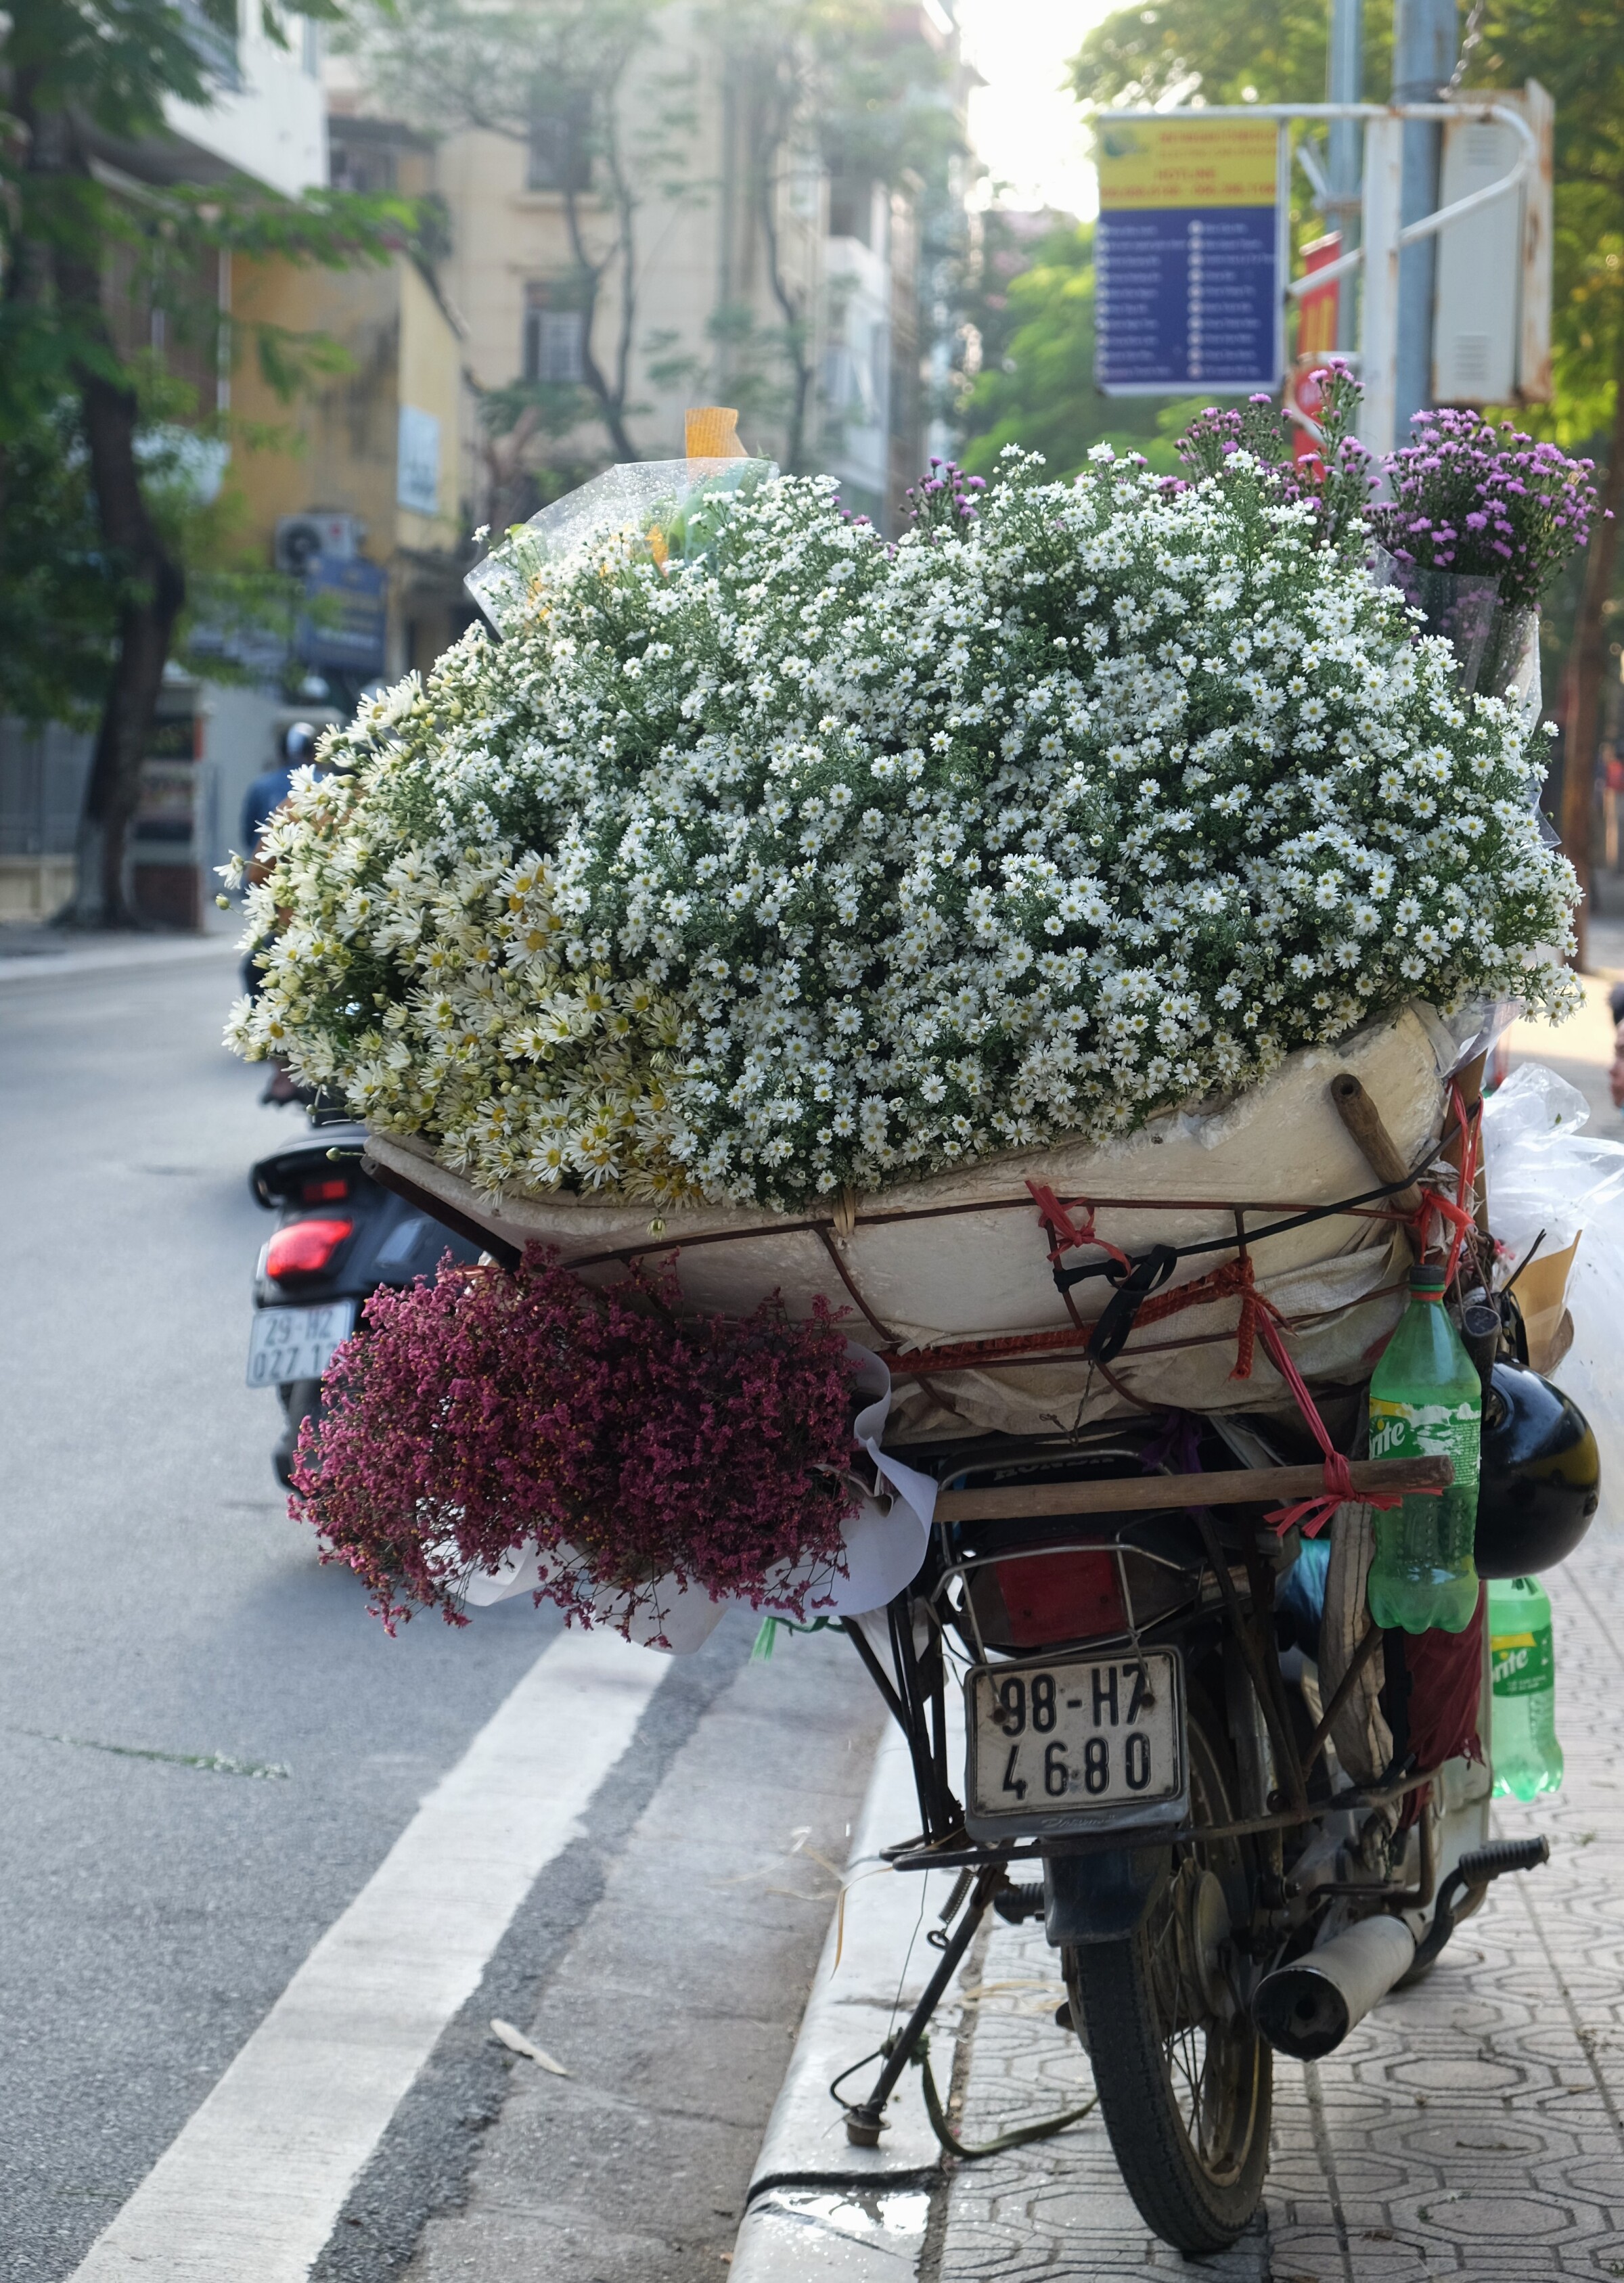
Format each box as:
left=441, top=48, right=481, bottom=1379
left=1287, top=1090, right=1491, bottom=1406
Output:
left=1370, top=411, right=1599, bottom=713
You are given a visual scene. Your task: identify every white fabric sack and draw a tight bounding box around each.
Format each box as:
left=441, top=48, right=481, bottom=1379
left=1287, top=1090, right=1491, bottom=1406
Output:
left=370, top=1000, right=1473, bottom=1439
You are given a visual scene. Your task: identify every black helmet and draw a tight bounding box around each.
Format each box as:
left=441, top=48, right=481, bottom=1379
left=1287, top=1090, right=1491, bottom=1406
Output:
left=1474, top=1359, right=1600, bottom=1578
left=282, top=720, right=319, bottom=767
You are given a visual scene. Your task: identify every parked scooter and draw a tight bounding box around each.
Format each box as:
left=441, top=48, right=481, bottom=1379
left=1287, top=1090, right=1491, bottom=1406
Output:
left=248, top=1103, right=482, bottom=1485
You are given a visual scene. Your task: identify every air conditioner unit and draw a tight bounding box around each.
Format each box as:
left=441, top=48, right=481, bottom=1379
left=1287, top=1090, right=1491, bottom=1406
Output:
left=274, top=512, right=363, bottom=576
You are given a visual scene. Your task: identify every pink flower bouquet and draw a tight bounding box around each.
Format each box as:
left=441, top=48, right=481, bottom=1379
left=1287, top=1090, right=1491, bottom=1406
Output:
left=292, top=1248, right=863, bottom=1635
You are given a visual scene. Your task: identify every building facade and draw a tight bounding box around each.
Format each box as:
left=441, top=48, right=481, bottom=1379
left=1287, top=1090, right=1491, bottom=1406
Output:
left=330, top=0, right=969, bottom=536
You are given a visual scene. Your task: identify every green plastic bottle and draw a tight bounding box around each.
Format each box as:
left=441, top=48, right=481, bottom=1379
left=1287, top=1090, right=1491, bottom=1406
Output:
left=1365, top=1264, right=1481, bottom=1634
left=1489, top=1575, right=1564, bottom=1799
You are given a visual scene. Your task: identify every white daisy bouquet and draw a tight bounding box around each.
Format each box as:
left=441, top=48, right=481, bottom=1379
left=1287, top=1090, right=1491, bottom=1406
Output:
left=226, top=447, right=1577, bottom=1209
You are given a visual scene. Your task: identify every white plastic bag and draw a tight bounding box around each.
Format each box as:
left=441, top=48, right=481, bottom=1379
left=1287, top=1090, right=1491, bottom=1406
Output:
left=1481, top=1062, right=1624, bottom=1265
left=1556, top=1236, right=1624, bottom=1501
left=1485, top=1060, right=1624, bottom=1384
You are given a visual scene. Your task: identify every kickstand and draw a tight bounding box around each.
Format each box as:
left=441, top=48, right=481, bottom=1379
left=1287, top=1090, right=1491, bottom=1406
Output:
left=838, top=1866, right=1001, bottom=2146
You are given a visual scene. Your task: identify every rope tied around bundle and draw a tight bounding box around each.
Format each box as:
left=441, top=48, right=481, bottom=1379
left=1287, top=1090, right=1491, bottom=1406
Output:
left=1020, top=1081, right=1484, bottom=1538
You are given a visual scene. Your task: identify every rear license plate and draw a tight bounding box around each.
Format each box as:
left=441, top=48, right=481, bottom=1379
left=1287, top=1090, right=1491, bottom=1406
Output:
left=246, top=1301, right=357, bottom=1388
left=965, top=1650, right=1184, bottom=1832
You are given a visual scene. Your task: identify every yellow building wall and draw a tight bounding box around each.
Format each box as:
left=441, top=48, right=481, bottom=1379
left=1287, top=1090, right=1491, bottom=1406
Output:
left=397, top=256, right=464, bottom=547
left=227, top=250, right=463, bottom=562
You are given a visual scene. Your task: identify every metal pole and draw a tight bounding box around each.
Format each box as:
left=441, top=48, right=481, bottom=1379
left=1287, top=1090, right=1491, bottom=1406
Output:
left=1359, top=114, right=1404, bottom=461
left=1391, top=0, right=1458, bottom=439
left=1326, top=0, right=1363, bottom=353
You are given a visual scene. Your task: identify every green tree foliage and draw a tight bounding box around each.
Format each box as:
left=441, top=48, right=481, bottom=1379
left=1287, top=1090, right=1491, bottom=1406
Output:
left=342, top=0, right=959, bottom=479
left=698, top=0, right=962, bottom=471
left=338, top=0, right=669, bottom=464
left=0, top=397, right=116, bottom=730
left=1068, top=0, right=1388, bottom=110
left=0, top=0, right=415, bottom=922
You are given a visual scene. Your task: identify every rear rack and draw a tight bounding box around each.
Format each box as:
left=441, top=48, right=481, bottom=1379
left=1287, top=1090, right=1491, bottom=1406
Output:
left=881, top=1761, right=1453, bottom=1873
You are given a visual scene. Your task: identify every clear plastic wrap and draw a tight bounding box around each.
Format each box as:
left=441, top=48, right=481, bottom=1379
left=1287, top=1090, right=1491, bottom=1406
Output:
left=1483, top=1063, right=1624, bottom=1259
left=466, top=457, right=774, bottom=637
left=1555, top=1237, right=1624, bottom=1507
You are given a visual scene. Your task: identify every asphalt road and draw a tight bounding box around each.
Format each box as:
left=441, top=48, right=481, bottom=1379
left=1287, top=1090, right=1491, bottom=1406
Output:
left=0, top=947, right=881, bottom=2282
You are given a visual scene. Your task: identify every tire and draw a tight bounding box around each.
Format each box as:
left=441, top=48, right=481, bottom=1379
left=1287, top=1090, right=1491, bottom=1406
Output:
left=273, top=1378, right=323, bottom=1489
left=1065, top=1699, right=1271, bottom=2254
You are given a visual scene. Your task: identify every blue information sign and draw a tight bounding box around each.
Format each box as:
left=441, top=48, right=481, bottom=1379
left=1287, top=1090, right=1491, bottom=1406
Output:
left=1094, top=120, right=1283, bottom=397
left=298, top=555, right=388, bottom=675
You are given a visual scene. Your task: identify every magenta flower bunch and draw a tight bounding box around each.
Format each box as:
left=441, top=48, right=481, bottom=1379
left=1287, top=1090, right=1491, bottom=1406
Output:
left=1173, top=368, right=1376, bottom=558
left=1370, top=410, right=1599, bottom=610
left=291, top=1249, right=861, bottom=1633
left=903, top=455, right=987, bottom=535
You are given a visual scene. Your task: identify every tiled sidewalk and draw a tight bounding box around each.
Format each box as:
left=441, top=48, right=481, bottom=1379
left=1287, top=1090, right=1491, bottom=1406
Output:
left=929, top=1528, right=1624, bottom=2281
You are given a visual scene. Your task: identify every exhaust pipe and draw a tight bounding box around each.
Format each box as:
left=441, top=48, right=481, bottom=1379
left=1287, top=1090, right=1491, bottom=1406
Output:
left=1251, top=1915, right=1416, bottom=2060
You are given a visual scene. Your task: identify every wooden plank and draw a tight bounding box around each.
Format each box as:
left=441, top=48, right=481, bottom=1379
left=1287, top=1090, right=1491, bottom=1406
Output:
left=934, top=1453, right=1453, bottom=1523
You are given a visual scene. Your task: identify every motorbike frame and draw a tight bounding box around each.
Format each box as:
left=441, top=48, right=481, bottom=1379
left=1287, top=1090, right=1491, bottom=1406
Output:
left=834, top=1489, right=1484, bottom=2144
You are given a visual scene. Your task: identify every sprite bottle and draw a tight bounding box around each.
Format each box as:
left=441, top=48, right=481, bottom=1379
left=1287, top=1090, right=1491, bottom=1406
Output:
left=1489, top=1575, right=1564, bottom=1799
left=1366, top=1265, right=1481, bottom=1634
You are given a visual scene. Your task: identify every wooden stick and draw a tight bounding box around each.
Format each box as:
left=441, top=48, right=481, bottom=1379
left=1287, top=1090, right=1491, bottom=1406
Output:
left=1303, top=1620, right=1384, bottom=1776
left=1330, top=1072, right=1427, bottom=1219
left=934, top=1453, right=1451, bottom=1523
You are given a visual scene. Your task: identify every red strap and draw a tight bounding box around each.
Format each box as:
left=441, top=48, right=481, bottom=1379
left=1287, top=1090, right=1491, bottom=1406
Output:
left=1400, top=1082, right=1478, bottom=1274
left=1255, top=1306, right=1419, bottom=1539
left=1029, top=1156, right=1461, bottom=1544
left=1027, top=1182, right=1133, bottom=1275
left=1131, top=1253, right=1267, bottom=1380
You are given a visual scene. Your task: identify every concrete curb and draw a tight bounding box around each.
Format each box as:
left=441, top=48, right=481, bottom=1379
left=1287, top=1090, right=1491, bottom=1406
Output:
left=730, top=1701, right=969, bottom=2281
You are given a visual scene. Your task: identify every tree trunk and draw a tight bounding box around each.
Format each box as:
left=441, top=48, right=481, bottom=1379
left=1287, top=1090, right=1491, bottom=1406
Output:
left=756, top=131, right=812, bottom=472
left=1560, top=324, right=1624, bottom=972
left=561, top=186, right=639, bottom=465
left=25, top=107, right=187, bottom=928
left=62, top=355, right=187, bottom=928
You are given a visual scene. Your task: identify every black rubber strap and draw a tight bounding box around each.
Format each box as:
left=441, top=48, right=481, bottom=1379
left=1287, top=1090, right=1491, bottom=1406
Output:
left=1085, top=1242, right=1179, bottom=1363
left=1051, top=1151, right=1440, bottom=1303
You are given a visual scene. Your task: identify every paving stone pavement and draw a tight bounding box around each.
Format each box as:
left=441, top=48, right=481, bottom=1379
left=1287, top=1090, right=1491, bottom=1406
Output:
left=927, top=1524, right=1624, bottom=2282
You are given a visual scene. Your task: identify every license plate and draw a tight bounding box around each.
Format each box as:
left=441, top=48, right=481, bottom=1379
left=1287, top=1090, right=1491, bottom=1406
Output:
left=246, top=1301, right=357, bottom=1388
left=965, top=1650, right=1184, bottom=1832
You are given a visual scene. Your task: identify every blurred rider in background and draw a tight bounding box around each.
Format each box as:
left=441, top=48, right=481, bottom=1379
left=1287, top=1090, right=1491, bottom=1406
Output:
left=241, top=720, right=319, bottom=856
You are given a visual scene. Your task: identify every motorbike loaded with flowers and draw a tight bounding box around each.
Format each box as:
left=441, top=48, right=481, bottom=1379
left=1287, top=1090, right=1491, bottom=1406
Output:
left=225, top=388, right=1606, bottom=2254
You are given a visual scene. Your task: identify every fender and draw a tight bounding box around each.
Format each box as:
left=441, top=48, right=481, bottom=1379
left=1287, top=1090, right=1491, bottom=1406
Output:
left=1043, top=1845, right=1171, bottom=1944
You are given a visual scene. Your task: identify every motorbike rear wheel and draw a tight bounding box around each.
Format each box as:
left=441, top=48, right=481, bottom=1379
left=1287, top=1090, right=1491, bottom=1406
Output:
left=274, top=1376, right=323, bottom=1489
left=1065, top=1699, right=1271, bottom=2254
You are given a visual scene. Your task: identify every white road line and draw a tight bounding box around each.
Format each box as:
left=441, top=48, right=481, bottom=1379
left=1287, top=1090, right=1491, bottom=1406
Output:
left=70, top=1627, right=667, bottom=2282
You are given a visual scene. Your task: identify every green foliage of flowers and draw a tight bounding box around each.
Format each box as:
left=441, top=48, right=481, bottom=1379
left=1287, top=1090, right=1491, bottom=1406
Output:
left=227, top=449, right=1579, bottom=1207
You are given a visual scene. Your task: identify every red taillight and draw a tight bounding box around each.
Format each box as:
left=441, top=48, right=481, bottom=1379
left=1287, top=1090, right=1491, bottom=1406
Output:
left=300, top=1175, right=351, bottom=1203
left=266, top=1217, right=354, bottom=1280
left=995, top=1550, right=1127, bottom=1647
